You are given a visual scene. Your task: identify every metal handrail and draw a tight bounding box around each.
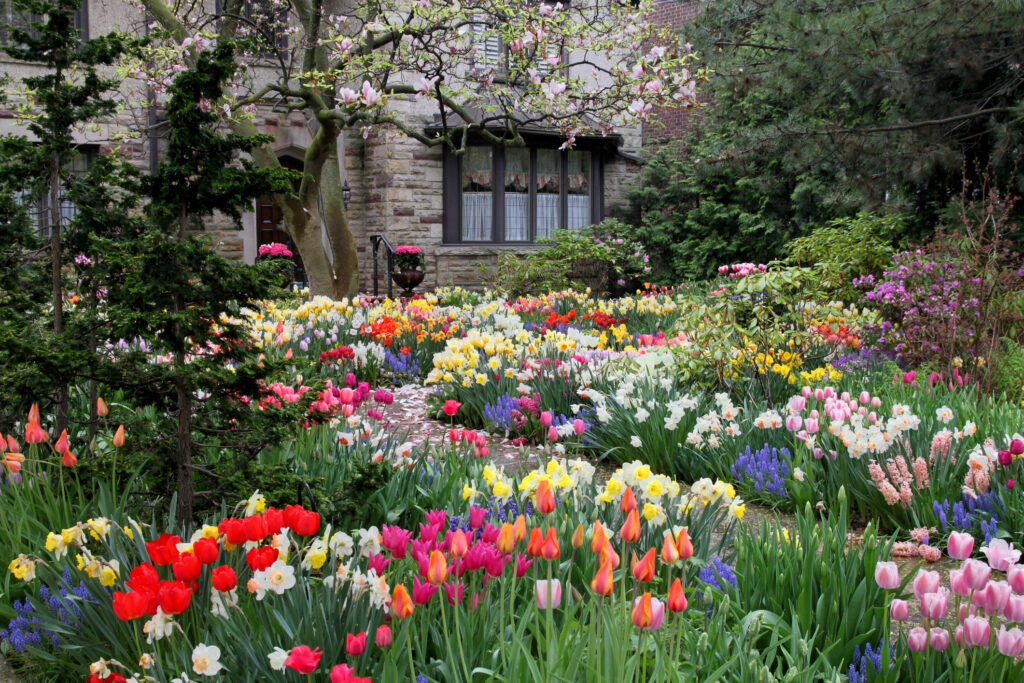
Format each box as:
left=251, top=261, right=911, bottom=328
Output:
left=369, top=235, right=396, bottom=298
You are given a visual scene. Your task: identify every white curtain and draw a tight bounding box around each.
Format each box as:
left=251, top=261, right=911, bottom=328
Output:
left=567, top=196, right=590, bottom=230
left=462, top=193, right=493, bottom=241
left=505, top=148, right=529, bottom=241
left=462, top=147, right=493, bottom=241
left=536, top=195, right=560, bottom=239
left=536, top=149, right=560, bottom=240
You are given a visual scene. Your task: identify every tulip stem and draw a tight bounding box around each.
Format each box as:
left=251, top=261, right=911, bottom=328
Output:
left=438, top=597, right=460, bottom=683
left=451, top=594, right=472, bottom=683
left=594, top=598, right=604, bottom=683
left=405, top=620, right=416, bottom=682
left=546, top=559, right=554, bottom=683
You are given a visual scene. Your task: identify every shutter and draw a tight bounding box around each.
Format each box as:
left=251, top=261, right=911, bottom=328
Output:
left=472, top=13, right=505, bottom=76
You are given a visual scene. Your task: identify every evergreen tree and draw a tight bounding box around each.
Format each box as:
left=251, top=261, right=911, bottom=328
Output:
left=83, top=41, right=302, bottom=519
left=0, top=0, right=133, bottom=428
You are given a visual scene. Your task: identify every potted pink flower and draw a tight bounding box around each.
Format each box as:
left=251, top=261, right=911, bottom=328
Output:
left=392, top=244, right=426, bottom=295
left=257, top=242, right=296, bottom=287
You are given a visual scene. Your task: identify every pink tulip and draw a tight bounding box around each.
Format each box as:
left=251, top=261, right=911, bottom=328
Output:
left=840, top=391, right=851, bottom=401
left=949, top=568, right=971, bottom=597
left=535, top=579, right=562, bottom=609
left=547, top=426, right=559, bottom=442
left=947, top=531, right=975, bottom=561
left=963, top=616, right=991, bottom=647
left=930, top=627, right=951, bottom=651
left=913, top=570, right=940, bottom=600
left=962, top=559, right=992, bottom=591
left=814, top=388, right=825, bottom=401
left=921, top=591, right=949, bottom=621
left=1005, top=595, right=1024, bottom=623
left=985, top=580, right=1012, bottom=614
left=903, top=371, right=916, bottom=385
left=955, top=625, right=964, bottom=648
left=981, top=539, right=1022, bottom=572
left=788, top=396, right=806, bottom=413
left=874, top=562, right=900, bottom=590
left=573, top=419, right=585, bottom=435
left=890, top=599, right=910, bottom=621
left=804, top=418, right=819, bottom=434
left=870, top=396, right=882, bottom=408
left=785, top=415, right=802, bottom=432
left=540, top=411, right=553, bottom=427
left=907, top=627, right=928, bottom=652
left=1011, top=439, right=1024, bottom=456
left=801, top=386, right=812, bottom=398
left=997, top=626, right=1024, bottom=657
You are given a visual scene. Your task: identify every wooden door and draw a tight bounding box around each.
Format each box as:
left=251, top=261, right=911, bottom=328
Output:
left=255, top=158, right=307, bottom=286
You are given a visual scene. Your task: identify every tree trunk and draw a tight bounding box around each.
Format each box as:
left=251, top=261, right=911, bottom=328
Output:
left=49, top=151, right=68, bottom=434
left=173, top=206, right=194, bottom=521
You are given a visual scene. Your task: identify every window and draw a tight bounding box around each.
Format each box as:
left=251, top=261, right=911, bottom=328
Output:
left=17, top=148, right=95, bottom=238
left=470, top=8, right=565, bottom=82
left=0, top=1, right=87, bottom=44
left=444, top=143, right=603, bottom=244
left=215, top=0, right=288, bottom=56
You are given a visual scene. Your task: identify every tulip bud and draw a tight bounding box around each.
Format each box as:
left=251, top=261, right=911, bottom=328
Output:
left=112, top=425, right=125, bottom=448
left=571, top=523, right=584, bottom=549
left=375, top=624, right=392, bottom=648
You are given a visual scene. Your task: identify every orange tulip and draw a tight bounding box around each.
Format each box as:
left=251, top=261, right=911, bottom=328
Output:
left=27, top=404, right=40, bottom=424
left=24, top=420, right=47, bottom=444
left=392, top=584, right=415, bottom=618
left=620, top=487, right=637, bottom=514
left=571, top=523, right=584, bottom=549
left=495, top=522, right=516, bottom=554
left=535, top=479, right=556, bottom=515
left=512, top=514, right=527, bottom=542
left=112, top=425, right=125, bottom=448
left=590, top=561, right=614, bottom=596
left=590, top=520, right=607, bottom=554
left=6, top=435, right=20, bottom=453
left=54, top=429, right=69, bottom=454
left=632, top=592, right=654, bottom=628
left=632, top=548, right=656, bottom=582
left=540, top=527, right=560, bottom=560
left=61, top=450, right=77, bottom=467
left=676, top=528, right=694, bottom=560
left=426, top=550, right=448, bottom=585
left=450, top=529, right=469, bottom=558
left=667, top=578, right=687, bottom=613
left=598, top=538, right=620, bottom=569
left=3, top=453, right=24, bottom=474
left=96, top=397, right=109, bottom=417
left=619, top=509, right=641, bottom=543
left=660, top=532, right=679, bottom=565
left=527, top=527, right=544, bottom=557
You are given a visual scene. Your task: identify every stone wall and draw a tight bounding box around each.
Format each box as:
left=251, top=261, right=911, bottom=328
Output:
left=642, top=0, right=708, bottom=146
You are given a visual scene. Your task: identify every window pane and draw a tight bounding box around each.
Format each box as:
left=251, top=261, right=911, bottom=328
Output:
left=504, top=148, right=529, bottom=242
left=461, top=147, right=493, bottom=241
left=535, top=149, right=560, bottom=240
left=567, top=150, right=591, bottom=230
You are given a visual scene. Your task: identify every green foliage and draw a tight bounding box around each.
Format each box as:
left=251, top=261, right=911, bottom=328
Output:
left=992, top=337, right=1024, bottom=404
left=734, top=490, right=894, bottom=669
left=487, top=220, right=651, bottom=296
left=786, top=214, right=900, bottom=303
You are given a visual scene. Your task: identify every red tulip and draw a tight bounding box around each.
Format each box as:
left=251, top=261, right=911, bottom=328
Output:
left=172, top=552, right=201, bottom=582
left=375, top=624, right=392, bottom=648
left=61, top=450, right=77, bottom=467
left=211, top=565, right=237, bottom=592
left=442, top=400, right=462, bottom=417
left=620, top=487, right=637, bottom=513
left=54, top=429, right=69, bottom=453
left=620, top=509, right=641, bottom=543
left=591, top=561, right=614, bottom=596
left=246, top=546, right=279, bottom=572
left=219, top=518, right=246, bottom=546
left=667, top=578, right=687, bottom=612
left=540, top=527, right=560, bottom=560
left=145, top=533, right=181, bottom=566
left=243, top=514, right=268, bottom=542
left=192, top=537, right=219, bottom=564
left=535, top=479, right=556, bottom=514
left=284, top=645, right=322, bottom=674
left=632, top=548, right=656, bottom=582
left=346, top=631, right=367, bottom=656
left=157, top=580, right=192, bottom=615
left=112, top=590, right=147, bottom=620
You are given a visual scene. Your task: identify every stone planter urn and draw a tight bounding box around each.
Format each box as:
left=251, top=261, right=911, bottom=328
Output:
left=391, top=269, right=425, bottom=297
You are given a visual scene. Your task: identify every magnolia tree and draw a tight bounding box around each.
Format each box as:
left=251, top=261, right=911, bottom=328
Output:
left=128, top=0, right=701, bottom=297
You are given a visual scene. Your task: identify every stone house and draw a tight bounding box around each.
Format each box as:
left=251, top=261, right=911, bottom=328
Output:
left=1, top=1, right=699, bottom=293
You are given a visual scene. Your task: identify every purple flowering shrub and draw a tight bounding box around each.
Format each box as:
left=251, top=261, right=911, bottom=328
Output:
left=855, top=188, right=1023, bottom=389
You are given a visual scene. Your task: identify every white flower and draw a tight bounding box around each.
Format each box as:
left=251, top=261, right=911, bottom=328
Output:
left=936, top=406, right=954, bottom=424
left=357, top=527, right=381, bottom=557
left=793, top=467, right=805, bottom=482
left=191, top=644, right=223, bottom=676
left=329, top=531, right=354, bottom=558
left=210, top=588, right=237, bottom=618
left=635, top=407, right=650, bottom=423
left=172, top=674, right=193, bottom=683
left=252, top=560, right=296, bottom=600
left=267, top=647, right=289, bottom=671
left=630, top=435, right=643, bottom=448
left=143, top=608, right=175, bottom=644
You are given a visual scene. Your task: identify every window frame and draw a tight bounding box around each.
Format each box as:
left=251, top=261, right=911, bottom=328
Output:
left=0, top=0, right=87, bottom=45
left=442, top=138, right=605, bottom=245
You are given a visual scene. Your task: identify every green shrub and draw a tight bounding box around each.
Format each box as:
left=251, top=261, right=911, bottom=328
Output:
left=786, top=213, right=900, bottom=303
left=486, top=220, right=651, bottom=296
